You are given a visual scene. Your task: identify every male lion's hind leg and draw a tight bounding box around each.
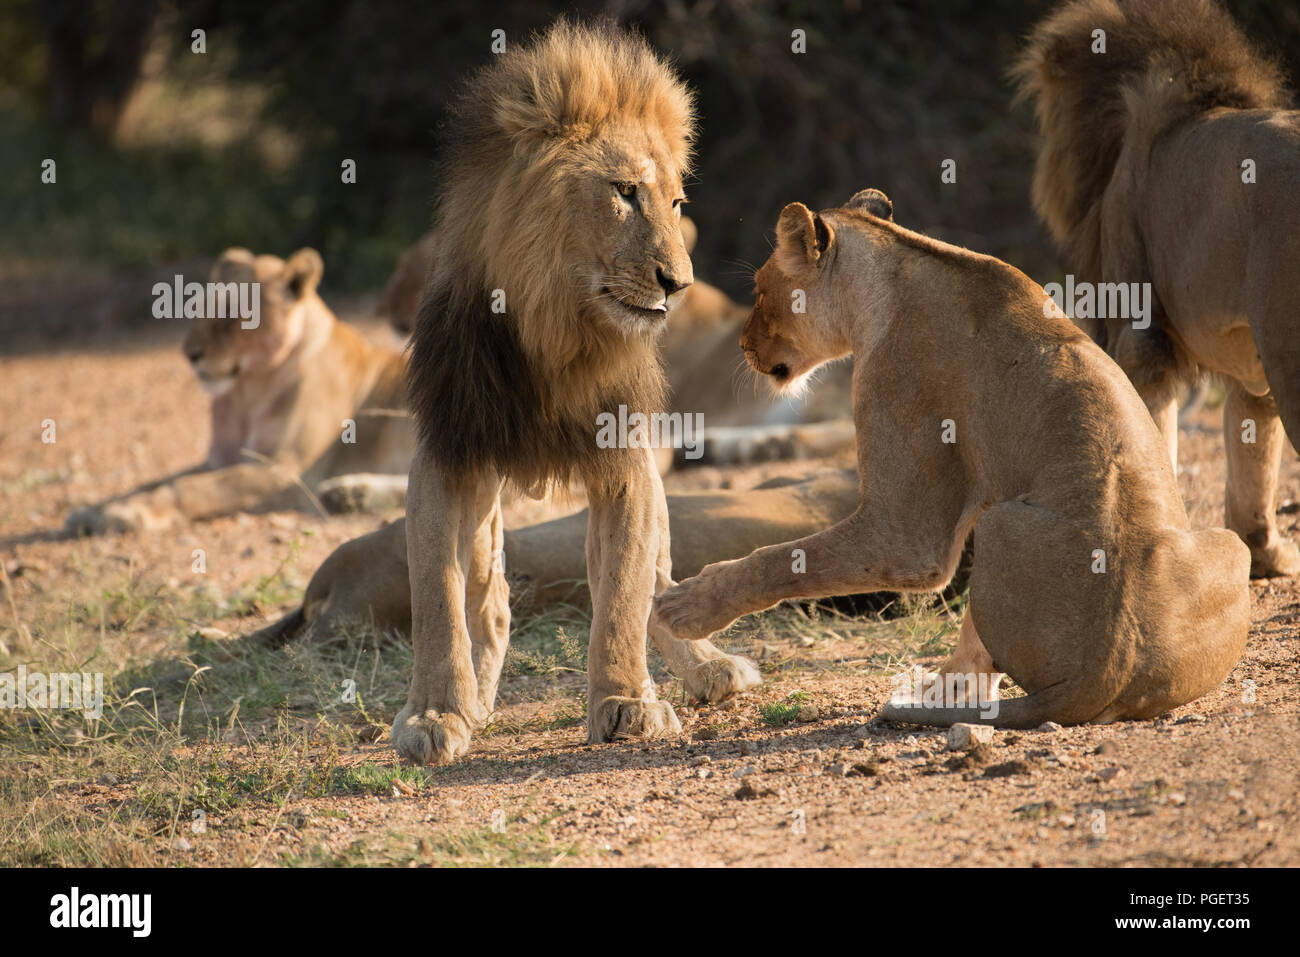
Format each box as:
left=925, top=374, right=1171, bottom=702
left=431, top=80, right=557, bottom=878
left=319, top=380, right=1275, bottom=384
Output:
left=391, top=450, right=498, bottom=765
left=583, top=456, right=681, bottom=744
left=1223, top=380, right=1300, bottom=578
left=647, top=491, right=760, bottom=704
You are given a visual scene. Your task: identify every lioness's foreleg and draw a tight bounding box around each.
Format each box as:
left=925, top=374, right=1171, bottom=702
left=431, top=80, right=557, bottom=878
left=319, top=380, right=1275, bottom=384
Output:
left=655, top=506, right=962, bottom=642
left=391, top=447, right=500, bottom=764
left=583, top=450, right=681, bottom=743
left=66, top=461, right=311, bottom=534
left=1223, top=379, right=1300, bottom=577
left=644, top=463, right=761, bottom=703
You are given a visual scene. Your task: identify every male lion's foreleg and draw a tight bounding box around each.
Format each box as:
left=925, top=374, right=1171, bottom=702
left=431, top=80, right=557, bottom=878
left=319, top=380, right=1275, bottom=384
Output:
left=391, top=448, right=500, bottom=765
left=468, top=498, right=511, bottom=715
left=645, top=476, right=760, bottom=703
left=1223, top=380, right=1300, bottom=578
left=583, top=452, right=681, bottom=744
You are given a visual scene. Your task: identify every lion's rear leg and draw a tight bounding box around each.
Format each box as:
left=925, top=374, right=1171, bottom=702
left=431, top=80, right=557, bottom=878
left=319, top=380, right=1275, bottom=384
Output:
left=1223, top=379, right=1300, bottom=578
left=927, top=611, right=1002, bottom=704
left=647, top=488, right=760, bottom=704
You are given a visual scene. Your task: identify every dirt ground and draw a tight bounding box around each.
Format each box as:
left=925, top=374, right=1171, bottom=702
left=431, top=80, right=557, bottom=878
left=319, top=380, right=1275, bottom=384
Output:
left=1, top=301, right=1297, bottom=868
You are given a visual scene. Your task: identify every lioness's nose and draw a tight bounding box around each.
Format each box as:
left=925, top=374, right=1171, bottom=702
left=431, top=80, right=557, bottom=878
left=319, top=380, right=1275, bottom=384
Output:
left=656, top=267, right=690, bottom=297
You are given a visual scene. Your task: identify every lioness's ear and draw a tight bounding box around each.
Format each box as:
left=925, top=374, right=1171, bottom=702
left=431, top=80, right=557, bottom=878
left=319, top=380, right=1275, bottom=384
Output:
left=679, top=215, right=698, bottom=256
left=210, top=247, right=256, bottom=283
left=775, top=202, right=834, bottom=273
left=283, top=248, right=324, bottom=299
left=846, top=189, right=893, bottom=221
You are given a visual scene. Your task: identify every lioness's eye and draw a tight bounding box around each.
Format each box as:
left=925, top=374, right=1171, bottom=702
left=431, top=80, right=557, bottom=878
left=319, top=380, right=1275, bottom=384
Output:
left=615, top=182, right=637, bottom=199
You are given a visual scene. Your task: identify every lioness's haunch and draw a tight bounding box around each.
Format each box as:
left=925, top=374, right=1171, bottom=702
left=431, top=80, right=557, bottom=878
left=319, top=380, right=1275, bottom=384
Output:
left=653, top=189, right=1251, bottom=728
left=391, top=21, right=761, bottom=765
left=64, top=248, right=413, bottom=534
left=1015, top=0, right=1300, bottom=578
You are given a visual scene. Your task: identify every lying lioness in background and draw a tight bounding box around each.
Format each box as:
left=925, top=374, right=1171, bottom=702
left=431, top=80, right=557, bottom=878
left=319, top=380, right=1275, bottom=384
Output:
left=653, top=189, right=1251, bottom=727
left=66, top=248, right=413, bottom=534
left=250, top=470, right=861, bottom=656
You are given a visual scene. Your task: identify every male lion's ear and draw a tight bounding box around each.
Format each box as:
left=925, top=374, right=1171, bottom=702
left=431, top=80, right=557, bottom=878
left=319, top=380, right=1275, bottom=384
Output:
left=775, top=202, right=834, bottom=273
left=846, top=189, right=893, bottom=221
left=283, top=248, right=324, bottom=299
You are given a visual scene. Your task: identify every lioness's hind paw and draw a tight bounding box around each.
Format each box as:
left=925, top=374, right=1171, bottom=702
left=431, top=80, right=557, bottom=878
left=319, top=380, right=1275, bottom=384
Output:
left=391, top=707, right=472, bottom=765
left=588, top=696, right=681, bottom=744
left=1249, top=540, right=1300, bottom=579
left=684, top=655, right=761, bottom=704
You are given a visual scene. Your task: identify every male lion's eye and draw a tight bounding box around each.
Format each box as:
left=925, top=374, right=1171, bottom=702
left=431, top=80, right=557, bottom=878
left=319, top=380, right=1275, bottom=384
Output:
left=615, top=182, right=637, bottom=199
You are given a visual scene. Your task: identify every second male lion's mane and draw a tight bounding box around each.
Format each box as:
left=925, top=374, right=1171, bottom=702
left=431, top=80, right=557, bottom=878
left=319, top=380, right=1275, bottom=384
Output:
left=1013, top=0, right=1287, bottom=283
left=1012, top=0, right=1288, bottom=380
left=408, top=19, right=696, bottom=494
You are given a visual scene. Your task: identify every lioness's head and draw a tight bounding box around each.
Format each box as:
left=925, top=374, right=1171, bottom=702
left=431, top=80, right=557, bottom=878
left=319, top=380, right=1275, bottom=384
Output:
left=182, top=247, right=325, bottom=394
left=742, top=189, right=894, bottom=395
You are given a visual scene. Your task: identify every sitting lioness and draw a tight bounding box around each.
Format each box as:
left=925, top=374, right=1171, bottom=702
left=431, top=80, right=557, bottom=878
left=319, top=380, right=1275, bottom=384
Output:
left=653, top=189, right=1251, bottom=727
left=66, top=248, right=414, bottom=534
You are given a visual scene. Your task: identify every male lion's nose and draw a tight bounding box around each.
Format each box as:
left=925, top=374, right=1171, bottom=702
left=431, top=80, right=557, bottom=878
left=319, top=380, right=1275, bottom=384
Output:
left=656, top=267, right=690, bottom=297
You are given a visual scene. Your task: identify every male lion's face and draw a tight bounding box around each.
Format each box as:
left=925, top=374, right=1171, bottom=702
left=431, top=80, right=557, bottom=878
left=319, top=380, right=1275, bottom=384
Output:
left=182, top=248, right=323, bottom=395
left=579, top=127, right=693, bottom=336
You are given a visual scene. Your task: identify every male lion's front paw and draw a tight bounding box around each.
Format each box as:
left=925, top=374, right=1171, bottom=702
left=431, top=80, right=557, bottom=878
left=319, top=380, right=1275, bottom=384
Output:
left=390, top=705, right=473, bottom=765
left=1249, top=539, right=1300, bottom=579
left=653, top=577, right=736, bottom=642
left=683, top=655, right=762, bottom=704
left=588, top=696, right=681, bottom=744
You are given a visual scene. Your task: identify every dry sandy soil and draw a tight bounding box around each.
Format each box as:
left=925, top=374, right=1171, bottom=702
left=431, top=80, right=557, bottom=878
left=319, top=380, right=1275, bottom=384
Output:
left=1, top=297, right=1297, bottom=868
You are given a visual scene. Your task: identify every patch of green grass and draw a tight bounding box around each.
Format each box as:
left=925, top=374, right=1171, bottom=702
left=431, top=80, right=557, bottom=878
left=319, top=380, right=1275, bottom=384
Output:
left=759, top=690, right=811, bottom=726
left=286, top=813, right=580, bottom=868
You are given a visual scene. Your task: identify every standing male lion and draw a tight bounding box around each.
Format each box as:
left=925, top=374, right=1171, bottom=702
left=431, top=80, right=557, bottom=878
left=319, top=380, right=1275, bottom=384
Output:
left=1015, top=0, right=1300, bottom=577
left=391, top=22, right=760, bottom=764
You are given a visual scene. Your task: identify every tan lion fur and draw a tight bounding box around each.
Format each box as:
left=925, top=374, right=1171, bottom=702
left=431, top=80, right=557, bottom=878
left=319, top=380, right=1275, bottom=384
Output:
left=653, top=189, right=1251, bottom=727
left=392, top=22, right=762, bottom=765
left=65, top=248, right=413, bottom=535
left=1014, top=0, right=1300, bottom=577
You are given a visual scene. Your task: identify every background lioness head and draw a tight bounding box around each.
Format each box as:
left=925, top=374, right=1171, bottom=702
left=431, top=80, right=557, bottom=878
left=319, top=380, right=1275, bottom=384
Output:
left=742, top=188, right=895, bottom=396
left=182, top=247, right=325, bottom=394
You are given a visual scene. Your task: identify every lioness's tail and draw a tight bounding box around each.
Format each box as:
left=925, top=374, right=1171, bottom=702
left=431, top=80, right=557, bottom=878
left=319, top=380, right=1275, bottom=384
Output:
left=879, top=683, right=1073, bottom=730
left=244, top=607, right=307, bottom=648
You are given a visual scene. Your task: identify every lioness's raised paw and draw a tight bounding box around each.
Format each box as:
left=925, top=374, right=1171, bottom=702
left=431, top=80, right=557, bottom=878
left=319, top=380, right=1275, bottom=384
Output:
left=683, top=654, right=761, bottom=704
left=391, top=705, right=472, bottom=765
left=588, top=696, right=681, bottom=744
left=652, top=577, right=736, bottom=642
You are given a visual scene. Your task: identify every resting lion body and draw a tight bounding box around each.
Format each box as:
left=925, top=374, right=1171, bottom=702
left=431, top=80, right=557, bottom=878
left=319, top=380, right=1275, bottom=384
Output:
left=390, top=22, right=764, bottom=765
left=1015, top=0, right=1300, bottom=578
left=653, top=189, right=1251, bottom=727
left=66, top=248, right=413, bottom=533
